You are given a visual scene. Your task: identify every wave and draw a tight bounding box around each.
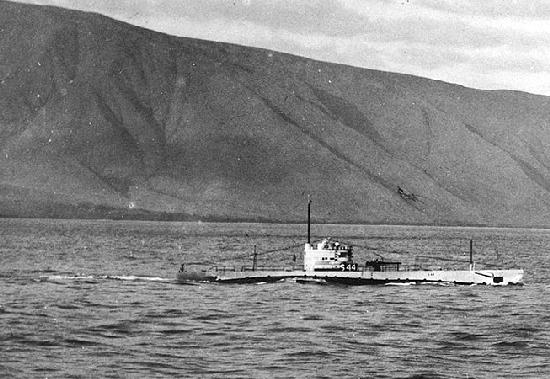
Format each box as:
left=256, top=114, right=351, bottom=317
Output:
left=493, top=340, right=530, bottom=349
left=101, top=275, right=172, bottom=283
left=39, top=274, right=95, bottom=281
left=401, top=373, right=448, bottom=379
left=38, top=274, right=174, bottom=283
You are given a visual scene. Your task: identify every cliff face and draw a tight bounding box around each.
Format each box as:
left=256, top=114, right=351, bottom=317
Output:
left=2, top=0, right=550, bottom=226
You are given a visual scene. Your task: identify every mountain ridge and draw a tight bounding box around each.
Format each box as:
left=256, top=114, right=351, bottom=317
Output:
left=2, top=0, right=550, bottom=226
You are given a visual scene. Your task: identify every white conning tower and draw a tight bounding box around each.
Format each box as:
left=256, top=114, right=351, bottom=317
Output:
left=304, top=238, right=354, bottom=271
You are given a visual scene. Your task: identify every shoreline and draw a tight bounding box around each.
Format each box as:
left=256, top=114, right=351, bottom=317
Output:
left=2, top=215, right=550, bottom=231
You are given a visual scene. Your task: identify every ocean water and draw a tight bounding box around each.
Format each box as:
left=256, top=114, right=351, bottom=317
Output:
left=1, top=218, right=549, bottom=378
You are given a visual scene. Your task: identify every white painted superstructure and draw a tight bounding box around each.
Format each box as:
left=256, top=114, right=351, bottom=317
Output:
left=303, top=239, right=356, bottom=272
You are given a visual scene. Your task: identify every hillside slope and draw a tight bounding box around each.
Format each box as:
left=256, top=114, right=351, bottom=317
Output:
left=2, top=0, right=550, bottom=226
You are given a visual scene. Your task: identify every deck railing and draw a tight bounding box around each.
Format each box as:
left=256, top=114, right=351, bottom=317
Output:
left=213, top=265, right=299, bottom=274
left=211, top=264, right=451, bottom=275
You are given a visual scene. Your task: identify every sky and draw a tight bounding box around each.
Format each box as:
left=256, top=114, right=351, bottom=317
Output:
left=13, top=0, right=550, bottom=96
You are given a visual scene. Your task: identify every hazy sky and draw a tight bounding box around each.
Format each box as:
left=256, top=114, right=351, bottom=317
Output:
left=14, top=0, right=550, bottom=96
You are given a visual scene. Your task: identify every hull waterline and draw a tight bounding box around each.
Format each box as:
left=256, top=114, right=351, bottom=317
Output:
left=176, top=268, right=524, bottom=286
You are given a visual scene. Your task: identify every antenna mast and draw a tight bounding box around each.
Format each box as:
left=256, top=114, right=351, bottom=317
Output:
left=307, top=195, right=311, bottom=244
left=469, top=239, right=474, bottom=271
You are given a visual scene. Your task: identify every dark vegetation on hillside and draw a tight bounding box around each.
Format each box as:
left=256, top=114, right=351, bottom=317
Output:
left=2, top=0, right=550, bottom=226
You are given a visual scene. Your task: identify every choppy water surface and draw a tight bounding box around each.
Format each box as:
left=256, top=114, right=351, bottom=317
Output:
left=1, top=219, right=549, bottom=378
